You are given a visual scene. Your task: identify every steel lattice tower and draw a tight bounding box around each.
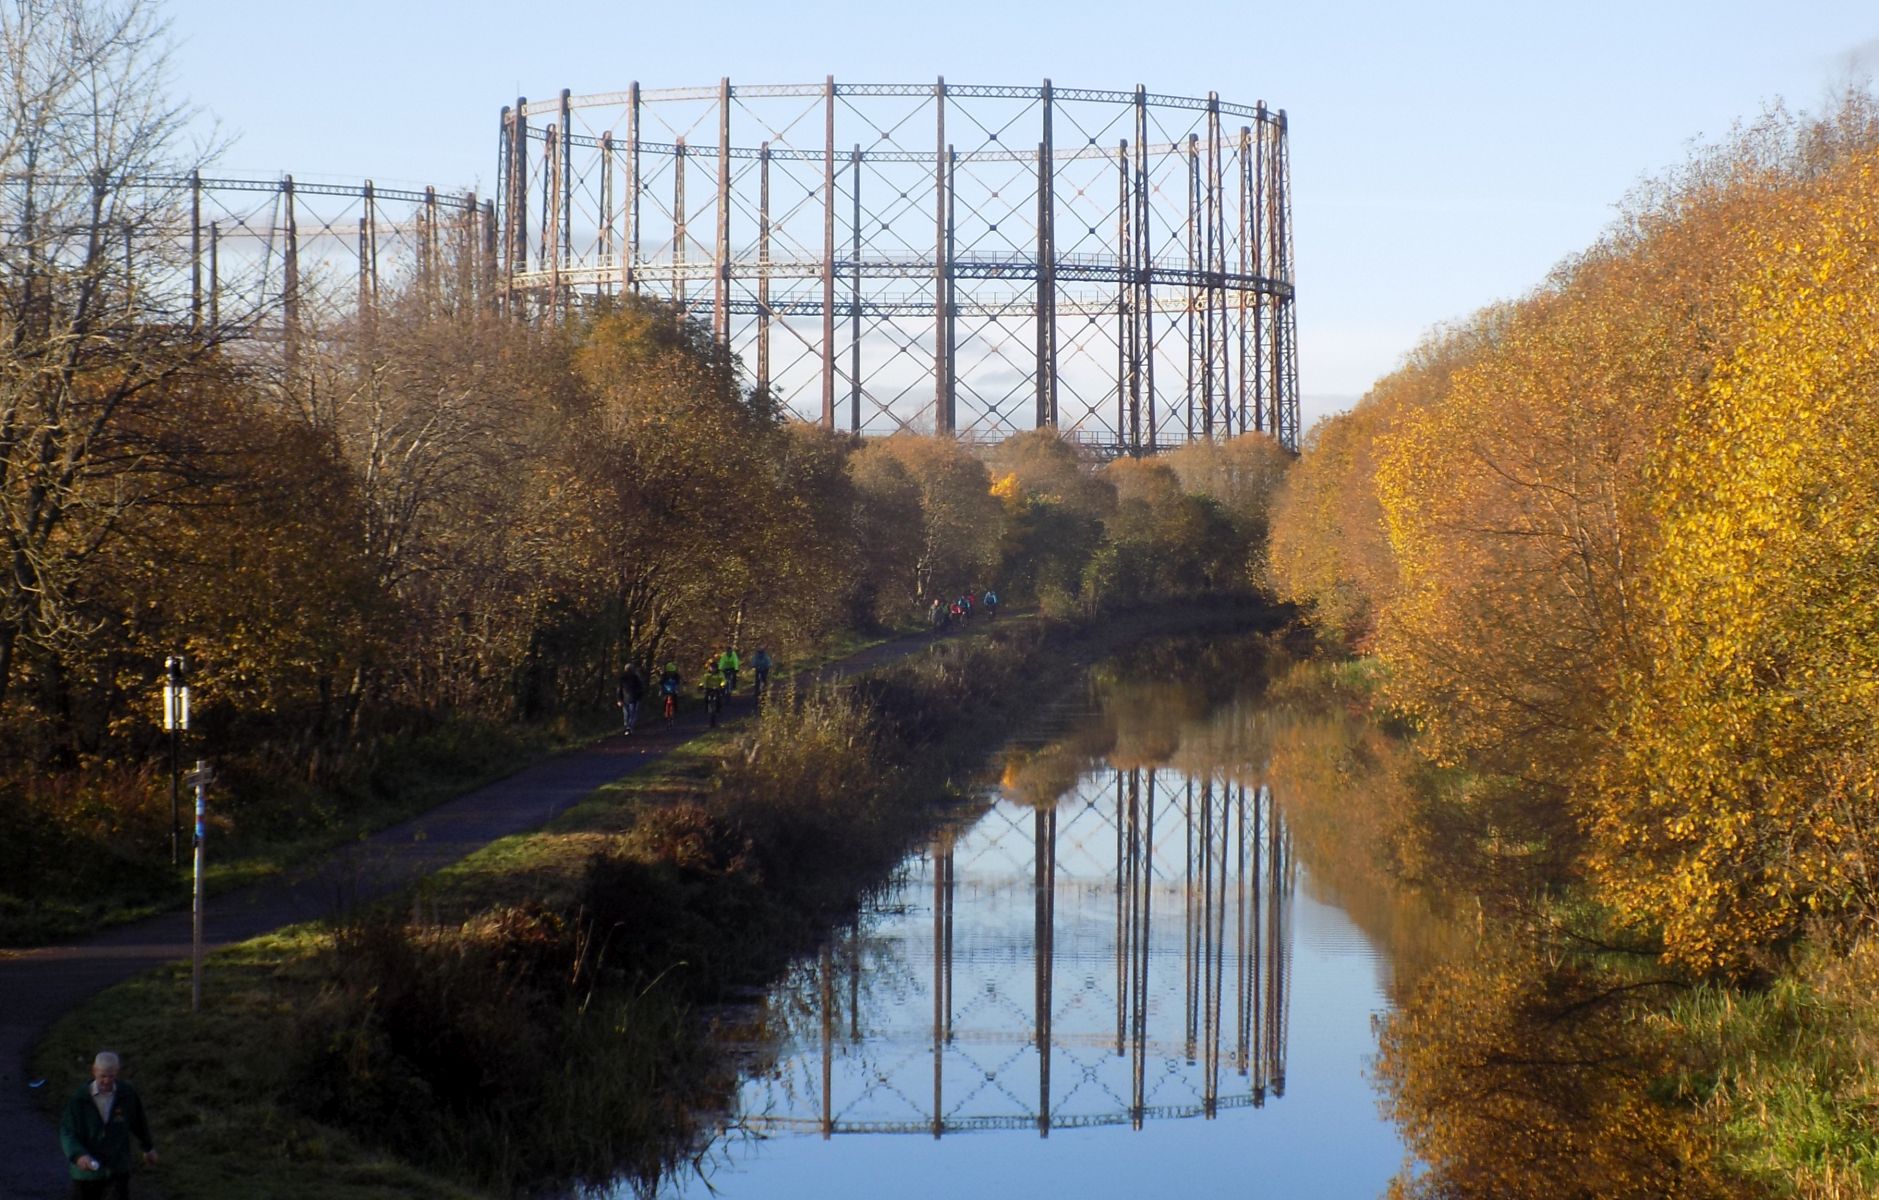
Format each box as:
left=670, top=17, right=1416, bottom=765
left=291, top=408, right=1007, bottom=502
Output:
left=497, top=80, right=1299, bottom=454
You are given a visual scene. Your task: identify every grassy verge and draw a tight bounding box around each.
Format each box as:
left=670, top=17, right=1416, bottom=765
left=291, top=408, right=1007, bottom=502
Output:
left=30, top=623, right=1062, bottom=1197
left=33, top=603, right=1288, bottom=1197
left=1661, top=938, right=1879, bottom=1199
left=1, top=712, right=615, bottom=948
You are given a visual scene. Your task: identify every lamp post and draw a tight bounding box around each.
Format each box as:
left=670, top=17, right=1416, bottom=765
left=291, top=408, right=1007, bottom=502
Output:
left=162, top=655, right=189, bottom=866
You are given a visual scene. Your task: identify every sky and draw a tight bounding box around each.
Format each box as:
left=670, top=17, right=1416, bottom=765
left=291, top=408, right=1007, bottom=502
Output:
left=160, top=0, right=1879, bottom=431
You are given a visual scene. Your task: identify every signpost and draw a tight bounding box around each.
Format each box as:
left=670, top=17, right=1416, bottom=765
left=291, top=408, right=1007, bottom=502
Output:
left=162, top=656, right=189, bottom=866
left=187, top=759, right=214, bottom=1013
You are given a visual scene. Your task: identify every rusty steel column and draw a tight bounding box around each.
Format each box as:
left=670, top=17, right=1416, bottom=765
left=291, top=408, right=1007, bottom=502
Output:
left=559, top=89, right=573, bottom=316
left=850, top=143, right=862, bottom=432
left=626, top=82, right=641, bottom=293
left=821, top=75, right=836, bottom=429
left=281, top=175, right=299, bottom=362
left=945, top=145, right=957, bottom=435
left=672, top=138, right=687, bottom=311
left=932, top=835, right=945, bottom=1138
left=820, top=942, right=834, bottom=1139
left=758, top=141, right=771, bottom=395
left=1208, top=96, right=1228, bottom=441
left=505, top=99, right=528, bottom=314
left=1134, top=89, right=1154, bottom=455
left=715, top=77, right=731, bottom=342
left=496, top=104, right=510, bottom=311
left=598, top=133, right=613, bottom=295
left=1186, top=134, right=1200, bottom=440
left=1252, top=102, right=1268, bottom=436
left=187, top=170, right=202, bottom=332
left=1275, top=109, right=1299, bottom=450
left=481, top=196, right=498, bottom=311
left=933, top=77, right=949, bottom=434
left=1237, top=127, right=1251, bottom=436
left=422, top=186, right=439, bottom=306
left=363, top=179, right=379, bottom=311
left=1035, top=78, right=1057, bottom=429
left=1132, top=769, right=1155, bottom=1128
left=1117, top=141, right=1132, bottom=455
left=207, top=221, right=220, bottom=335
left=545, top=124, right=561, bottom=324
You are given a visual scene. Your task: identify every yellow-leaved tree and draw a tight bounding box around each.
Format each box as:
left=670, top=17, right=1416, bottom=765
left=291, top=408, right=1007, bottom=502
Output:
left=1594, top=149, right=1879, bottom=973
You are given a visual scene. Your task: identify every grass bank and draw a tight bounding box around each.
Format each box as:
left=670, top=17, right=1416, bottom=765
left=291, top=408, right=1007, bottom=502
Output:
left=35, top=607, right=1265, bottom=1197
left=1263, top=651, right=1879, bottom=1200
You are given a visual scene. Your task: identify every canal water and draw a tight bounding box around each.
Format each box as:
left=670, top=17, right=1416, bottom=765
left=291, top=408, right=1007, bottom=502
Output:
left=636, top=665, right=1440, bottom=1199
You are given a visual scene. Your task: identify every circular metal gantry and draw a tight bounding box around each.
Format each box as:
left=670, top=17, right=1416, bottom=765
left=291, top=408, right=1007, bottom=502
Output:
left=498, top=80, right=1300, bottom=454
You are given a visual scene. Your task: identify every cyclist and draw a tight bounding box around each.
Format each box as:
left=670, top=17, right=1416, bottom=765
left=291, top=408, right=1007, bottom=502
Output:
left=700, top=658, right=728, bottom=727
left=617, top=664, right=645, bottom=734
left=717, top=646, right=741, bottom=694
left=750, top=646, right=773, bottom=702
left=658, top=661, right=682, bottom=720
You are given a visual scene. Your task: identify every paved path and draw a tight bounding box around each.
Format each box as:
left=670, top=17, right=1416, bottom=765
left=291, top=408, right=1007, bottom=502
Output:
left=0, top=625, right=979, bottom=1199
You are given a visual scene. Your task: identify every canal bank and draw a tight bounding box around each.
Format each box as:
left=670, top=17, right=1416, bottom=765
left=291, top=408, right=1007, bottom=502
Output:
left=24, top=599, right=1289, bottom=1199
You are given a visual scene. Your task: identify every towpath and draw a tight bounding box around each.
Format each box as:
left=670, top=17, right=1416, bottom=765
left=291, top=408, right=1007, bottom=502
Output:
left=0, top=623, right=987, bottom=1198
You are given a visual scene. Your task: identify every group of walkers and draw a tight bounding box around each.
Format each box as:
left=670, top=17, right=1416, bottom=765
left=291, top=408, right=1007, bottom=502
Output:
left=615, top=646, right=773, bottom=734
left=928, top=586, right=998, bottom=632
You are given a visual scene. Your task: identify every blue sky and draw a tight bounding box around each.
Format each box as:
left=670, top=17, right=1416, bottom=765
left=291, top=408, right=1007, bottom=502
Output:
left=162, top=0, right=1878, bottom=428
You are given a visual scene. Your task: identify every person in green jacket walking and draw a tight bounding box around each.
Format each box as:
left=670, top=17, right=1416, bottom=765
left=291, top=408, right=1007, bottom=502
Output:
left=59, top=1050, right=156, bottom=1198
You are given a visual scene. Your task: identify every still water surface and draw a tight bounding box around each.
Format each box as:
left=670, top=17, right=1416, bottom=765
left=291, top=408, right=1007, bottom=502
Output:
left=640, top=677, right=1420, bottom=1199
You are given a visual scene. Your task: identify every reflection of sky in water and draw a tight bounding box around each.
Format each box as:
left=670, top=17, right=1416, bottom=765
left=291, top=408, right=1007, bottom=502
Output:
left=642, top=759, right=1405, bottom=1200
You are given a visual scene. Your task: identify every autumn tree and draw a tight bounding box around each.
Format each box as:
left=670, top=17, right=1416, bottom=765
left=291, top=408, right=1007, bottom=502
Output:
left=0, top=0, right=229, bottom=715
left=848, top=435, right=1003, bottom=609
left=1160, top=431, right=1290, bottom=586
left=1594, top=136, right=1879, bottom=973
left=984, top=429, right=1113, bottom=610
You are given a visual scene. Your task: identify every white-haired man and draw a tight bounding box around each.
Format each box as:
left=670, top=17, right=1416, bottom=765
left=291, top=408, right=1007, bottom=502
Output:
left=59, top=1051, right=157, bottom=1198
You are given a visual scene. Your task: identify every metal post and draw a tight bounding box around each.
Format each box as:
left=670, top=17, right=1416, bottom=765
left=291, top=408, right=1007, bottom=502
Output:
left=715, top=77, right=732, bottom=342
left=545, top=124, right=561, bottom=323
left=820, top=942, right=834, bottom=1138
left=189, top=760, right=209, bottom=1013
left=359, top=180, right=377, bottom=318
left=208, top=222, right=219, bottom=334
left=1117, top=141, right=1131, bottom=455
left=281, top=176, right=299, bottom=366
left=945, top=145, right=957, bottom=435
left=672, top=137, right=686, bottom=311
left=481, top=196, right=498, bottom=311
left=850, top=144, right=862, bottom=433
left=559, top=88, right=573, bottom=315
left=598, top=134, right=613, bottom=294
left=188, top=171, right=201, bottom=332
left=1275, top=110, right=1299, bottom=450
left=162, top=654, right=186, bottom=866
left=367, top=179, right=380, bottom=307
left=932, top=835, right=945, bottom=1138
left=758, top=141, right=771, bottom=394
left=423, top=186, right=439, bottom=307
left=1252, top=103, right=1267, bottom=435
left=507, top=99, right=528, bottom=312
left=933, top=77, right=949, bottom=434
left=1187, top=134, right=1200, bottom=440
left=1237, top=127, right=1251, bottom=436
left=1206, top=95, right=1225, bottom=440
left=821, top=76, right=836, bottom=429
left=626, top=82, right=641, bottom=293
left=1134, top=90, right=1154, bottom=455
left=1035, top=79, right=1056, bottom=429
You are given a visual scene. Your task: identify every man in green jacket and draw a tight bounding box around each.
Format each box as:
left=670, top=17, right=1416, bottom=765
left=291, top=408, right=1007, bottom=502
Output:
left=59, top=1050, right=156, bottom=1198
